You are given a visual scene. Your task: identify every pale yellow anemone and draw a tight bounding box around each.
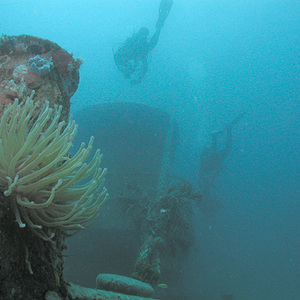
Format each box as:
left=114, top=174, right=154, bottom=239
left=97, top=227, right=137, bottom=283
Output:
left=0, top=98, right=108, bottom=240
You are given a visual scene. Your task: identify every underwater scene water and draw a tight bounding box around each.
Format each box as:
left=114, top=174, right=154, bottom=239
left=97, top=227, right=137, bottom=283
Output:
left=1, top=0, right=299, bottom=299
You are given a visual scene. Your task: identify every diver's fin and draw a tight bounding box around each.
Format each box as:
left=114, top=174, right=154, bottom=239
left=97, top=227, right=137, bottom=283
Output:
left=156, top=0, right=173, bottom=29
left=226, top=112, right=245, bottom=130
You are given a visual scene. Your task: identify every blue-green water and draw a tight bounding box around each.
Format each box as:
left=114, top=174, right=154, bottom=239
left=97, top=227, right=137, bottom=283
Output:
left=1, top=1, right=299, bottom=299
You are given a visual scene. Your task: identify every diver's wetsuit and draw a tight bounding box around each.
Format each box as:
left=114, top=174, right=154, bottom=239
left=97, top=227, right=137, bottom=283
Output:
left=114, top=27, right=161, bottom=85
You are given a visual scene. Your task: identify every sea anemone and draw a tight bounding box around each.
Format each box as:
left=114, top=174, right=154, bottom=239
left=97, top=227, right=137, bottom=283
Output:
left=0, top=97, right=108, bottom=240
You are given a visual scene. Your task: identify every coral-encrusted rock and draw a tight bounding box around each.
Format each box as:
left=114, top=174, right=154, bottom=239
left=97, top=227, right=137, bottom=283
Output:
left=96, top=274, right=154, bottom=297
left=0, top=34, right=82, bottom=120
left=0, top=34, right=81, bottom=300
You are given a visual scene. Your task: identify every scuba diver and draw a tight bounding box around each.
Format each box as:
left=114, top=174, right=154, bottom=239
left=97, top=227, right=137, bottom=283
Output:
left=199, top=113, right=244, bottom=215
left=114, top=0, right=173, bottom=85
